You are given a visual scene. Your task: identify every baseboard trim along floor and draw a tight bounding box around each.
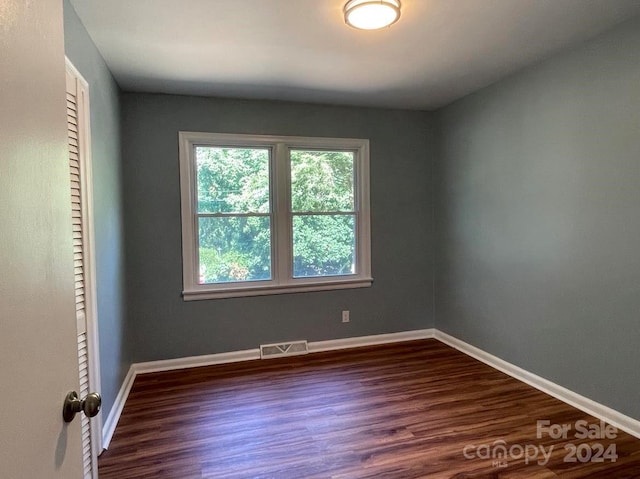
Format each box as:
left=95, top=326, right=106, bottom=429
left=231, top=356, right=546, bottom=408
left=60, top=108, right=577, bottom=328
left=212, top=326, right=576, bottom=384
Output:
left=434, top=330, right=640, bottom=440
left=101, top=328, right=640, bottom=449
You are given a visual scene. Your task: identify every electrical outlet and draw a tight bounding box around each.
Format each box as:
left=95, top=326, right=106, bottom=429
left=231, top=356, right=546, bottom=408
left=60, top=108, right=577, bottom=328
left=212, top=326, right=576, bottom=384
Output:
left=342, top=310, right=350, bottom=323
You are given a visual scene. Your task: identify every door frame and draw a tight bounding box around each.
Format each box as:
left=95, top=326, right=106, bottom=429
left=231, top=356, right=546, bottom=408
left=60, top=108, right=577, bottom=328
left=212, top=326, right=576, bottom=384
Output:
left=66, top=57, right=104, bottom=463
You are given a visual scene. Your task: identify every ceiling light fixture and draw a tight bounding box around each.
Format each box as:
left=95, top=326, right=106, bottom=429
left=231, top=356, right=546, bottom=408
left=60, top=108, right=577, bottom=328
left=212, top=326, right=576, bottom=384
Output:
left=344, top=0, right=401, bottom=30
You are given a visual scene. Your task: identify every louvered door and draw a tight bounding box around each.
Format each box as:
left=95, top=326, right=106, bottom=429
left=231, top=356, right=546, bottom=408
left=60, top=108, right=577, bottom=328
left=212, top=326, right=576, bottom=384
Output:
left=66, top=60, right=102, bottom=479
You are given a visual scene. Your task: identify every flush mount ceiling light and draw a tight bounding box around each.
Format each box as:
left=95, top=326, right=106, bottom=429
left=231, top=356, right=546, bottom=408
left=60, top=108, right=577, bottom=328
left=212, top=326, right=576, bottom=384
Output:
left=344, top=0, right=401, bottom=30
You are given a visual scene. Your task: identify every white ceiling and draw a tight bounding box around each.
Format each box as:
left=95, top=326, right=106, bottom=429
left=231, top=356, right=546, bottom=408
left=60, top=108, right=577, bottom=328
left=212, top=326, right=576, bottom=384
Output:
left=69, top=0, right=640, bottom=110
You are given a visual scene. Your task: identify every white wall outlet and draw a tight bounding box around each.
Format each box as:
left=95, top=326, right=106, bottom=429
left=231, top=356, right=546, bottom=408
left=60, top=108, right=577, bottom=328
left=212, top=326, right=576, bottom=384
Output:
left=342, top=310, right=350, bottom=323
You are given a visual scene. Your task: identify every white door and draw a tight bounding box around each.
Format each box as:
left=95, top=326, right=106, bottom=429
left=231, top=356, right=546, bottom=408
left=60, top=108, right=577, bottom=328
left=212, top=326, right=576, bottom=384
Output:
left=66, top=60, right=103, bottom=479
left=0, top=0, right=85, bottom=477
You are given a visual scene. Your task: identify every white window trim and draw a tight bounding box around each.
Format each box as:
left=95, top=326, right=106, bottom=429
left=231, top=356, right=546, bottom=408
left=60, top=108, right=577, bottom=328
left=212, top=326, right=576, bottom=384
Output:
left=179, top=131, right=372, bottom=300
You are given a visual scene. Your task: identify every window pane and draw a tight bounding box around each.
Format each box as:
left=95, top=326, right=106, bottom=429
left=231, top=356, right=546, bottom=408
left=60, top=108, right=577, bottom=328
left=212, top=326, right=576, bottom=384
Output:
left=198, top=216, right=271, bottom=284
left=292, top=214, right=355, bottom=278
left=196, top=146, right=270, bottom=214
left=290, top=150, right=354, bottom=212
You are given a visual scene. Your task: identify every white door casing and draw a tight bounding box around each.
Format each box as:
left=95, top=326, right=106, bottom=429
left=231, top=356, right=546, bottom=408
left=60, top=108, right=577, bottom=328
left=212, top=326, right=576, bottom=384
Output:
left=0, top=0, right=85, bottom=477
left=66, top=59, right=103, bottom=478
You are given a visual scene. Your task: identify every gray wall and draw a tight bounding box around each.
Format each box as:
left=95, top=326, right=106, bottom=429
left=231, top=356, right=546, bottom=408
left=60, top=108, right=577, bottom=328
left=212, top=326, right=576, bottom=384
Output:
left=121, top=94, right=435, bottom=362
left=64, top=0, right=130, bottom=418
left=435, top=17, right=640, bottom=419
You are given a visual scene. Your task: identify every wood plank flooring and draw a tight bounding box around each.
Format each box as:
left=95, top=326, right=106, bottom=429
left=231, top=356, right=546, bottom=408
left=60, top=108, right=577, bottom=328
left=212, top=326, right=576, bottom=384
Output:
left=98, top=340, right=640, bottom=478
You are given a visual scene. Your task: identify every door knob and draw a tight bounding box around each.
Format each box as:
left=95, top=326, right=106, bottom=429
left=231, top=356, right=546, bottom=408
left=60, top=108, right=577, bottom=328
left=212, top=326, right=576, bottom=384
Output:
left=62, top=391, right=101, bottom=423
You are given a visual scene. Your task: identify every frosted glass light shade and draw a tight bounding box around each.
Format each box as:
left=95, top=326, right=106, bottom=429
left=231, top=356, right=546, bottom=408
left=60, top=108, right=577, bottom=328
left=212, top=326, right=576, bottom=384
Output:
left=344, top=0, right=401, bottom=30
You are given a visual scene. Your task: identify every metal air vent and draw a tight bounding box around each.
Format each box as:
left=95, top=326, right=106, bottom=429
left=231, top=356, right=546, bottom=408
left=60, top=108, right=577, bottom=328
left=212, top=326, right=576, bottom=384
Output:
left=260, top=340, right=308, bottom=359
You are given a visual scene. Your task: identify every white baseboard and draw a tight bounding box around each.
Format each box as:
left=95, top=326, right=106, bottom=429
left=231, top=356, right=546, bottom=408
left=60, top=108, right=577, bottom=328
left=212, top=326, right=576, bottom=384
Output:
left=309, top=329, right=435, bottom=353
left=134, top=348, right=261, bottom=375
left=101, top=327, right=640, bottom=449
left=435, top=330, right=640, bottom=440
left=101, top=366, right=135, bottom=450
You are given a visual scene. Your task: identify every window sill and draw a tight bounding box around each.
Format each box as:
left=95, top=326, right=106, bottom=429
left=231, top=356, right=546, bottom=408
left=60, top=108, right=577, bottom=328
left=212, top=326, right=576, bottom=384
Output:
left=182, top=277, right=373, bottom=301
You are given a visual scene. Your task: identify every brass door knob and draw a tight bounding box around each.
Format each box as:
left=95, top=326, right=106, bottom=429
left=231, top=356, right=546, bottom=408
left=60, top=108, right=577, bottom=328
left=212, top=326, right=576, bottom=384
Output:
left=62, top=391, right=101, bottom=423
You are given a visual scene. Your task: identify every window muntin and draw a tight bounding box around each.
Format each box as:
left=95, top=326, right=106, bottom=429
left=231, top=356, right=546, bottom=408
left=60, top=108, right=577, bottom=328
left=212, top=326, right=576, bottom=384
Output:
left=179, top=132, right=371, bottom=300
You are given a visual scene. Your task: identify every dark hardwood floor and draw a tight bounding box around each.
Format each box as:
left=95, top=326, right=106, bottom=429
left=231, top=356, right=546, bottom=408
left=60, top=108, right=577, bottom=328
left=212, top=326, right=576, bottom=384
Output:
left=98, top=339, right=640, bottom=478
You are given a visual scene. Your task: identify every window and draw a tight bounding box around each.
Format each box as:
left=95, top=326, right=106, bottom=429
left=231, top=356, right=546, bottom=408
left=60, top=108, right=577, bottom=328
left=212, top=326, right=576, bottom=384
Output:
left=179, top=132, right=372, bottom=300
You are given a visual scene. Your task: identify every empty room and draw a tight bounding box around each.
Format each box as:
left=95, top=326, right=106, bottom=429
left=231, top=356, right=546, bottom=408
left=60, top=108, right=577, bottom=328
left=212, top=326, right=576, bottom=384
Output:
left=2, top=0, right=640, bottom=478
